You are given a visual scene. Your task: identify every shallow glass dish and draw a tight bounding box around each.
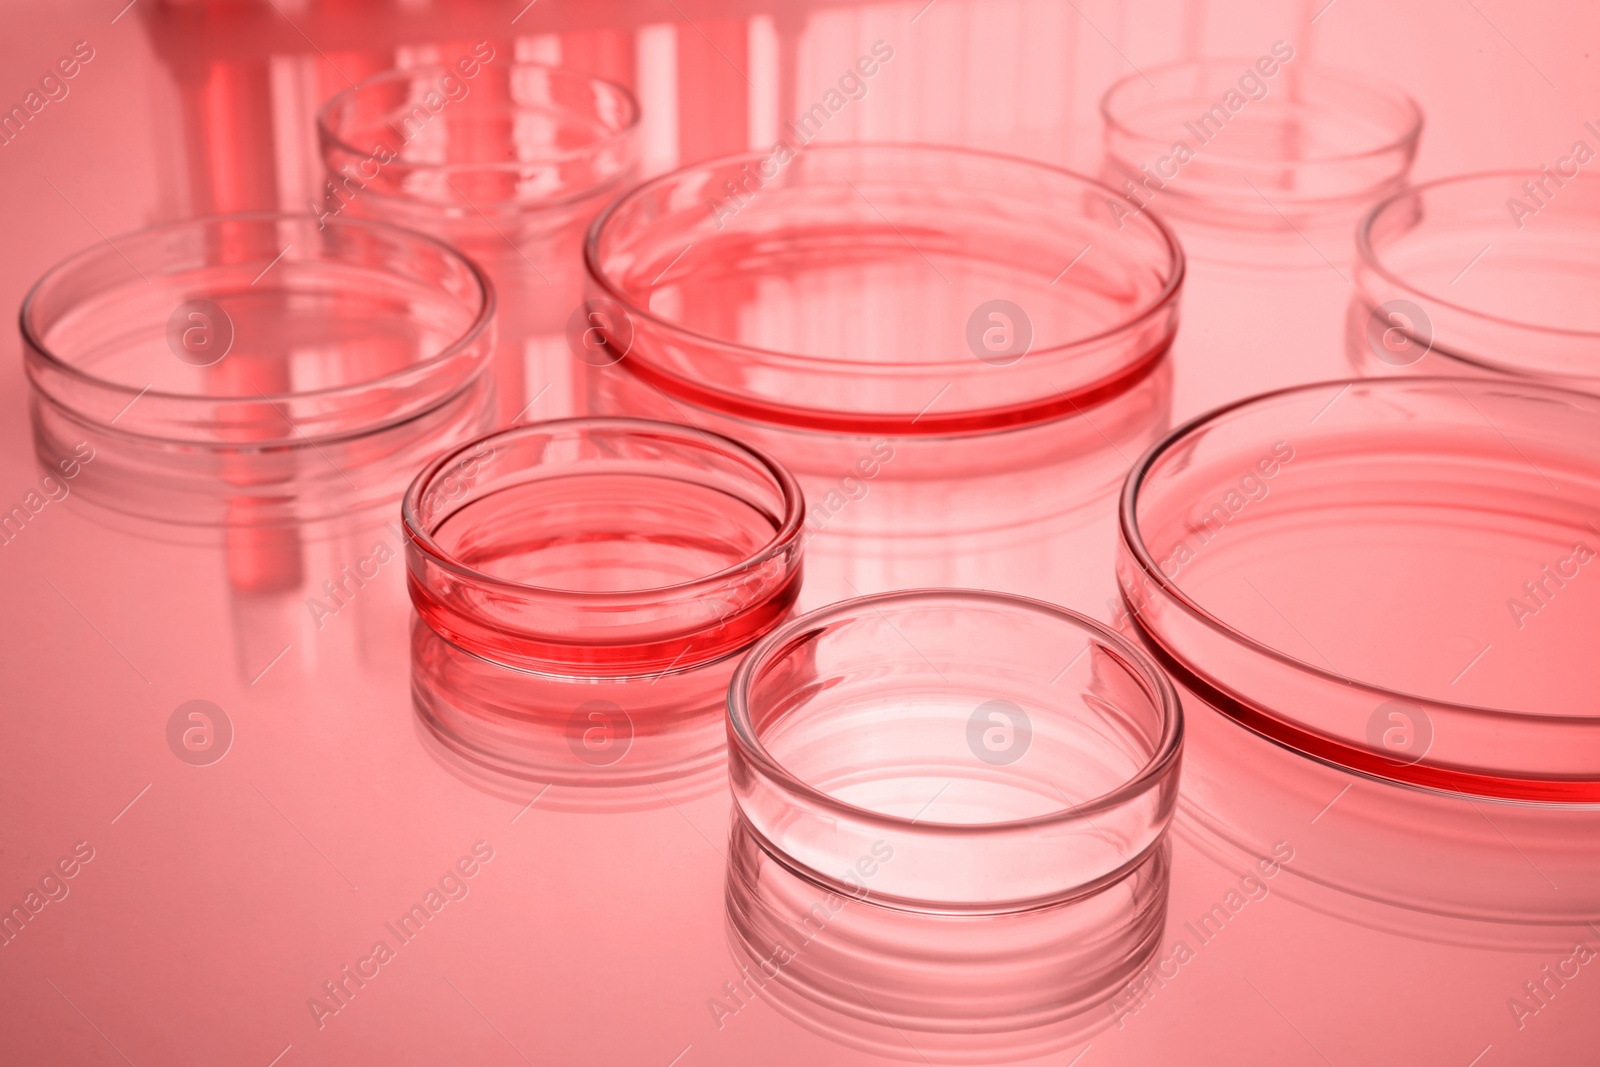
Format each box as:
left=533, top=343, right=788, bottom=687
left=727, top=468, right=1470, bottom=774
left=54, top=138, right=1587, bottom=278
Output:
left=1350, top=171, right=1600, bottom=387
left=21, top=212, right=496, bottom=523
left=405, top=417, right=805, bottom=792
left=1101, top=58, right=1421, bottom=240
left=583, top=143, right=1182, bottom=436
left=727, top=589, right=1182, bottom=912
left=1119, top=376, right=1600, bottom=801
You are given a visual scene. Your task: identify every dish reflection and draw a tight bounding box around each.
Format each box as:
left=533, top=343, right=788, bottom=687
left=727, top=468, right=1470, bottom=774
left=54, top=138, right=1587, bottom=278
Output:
left=410, top=617, right=727, bottom=813
left=722, top=813, right=1170, bottom=1064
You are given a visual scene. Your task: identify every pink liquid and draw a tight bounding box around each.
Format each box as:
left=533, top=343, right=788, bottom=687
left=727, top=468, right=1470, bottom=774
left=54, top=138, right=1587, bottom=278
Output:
left=432, top=472, right=782, bottom=593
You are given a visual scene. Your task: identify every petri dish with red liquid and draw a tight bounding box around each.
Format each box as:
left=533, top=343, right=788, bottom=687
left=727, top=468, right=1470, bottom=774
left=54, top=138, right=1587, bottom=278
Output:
left=319, top=60, right=639, bottom=422
left=581, top=144, right=1182, bottom=613
left=1118, top=377, right=1600, bottom=927
left=1350, top=171, right=1600, bottom=389
left=727, top=589, right=1182, bottom=913
left=20, top=212, right=496, bottom=532
left=404, top=417, right=804, bottom=794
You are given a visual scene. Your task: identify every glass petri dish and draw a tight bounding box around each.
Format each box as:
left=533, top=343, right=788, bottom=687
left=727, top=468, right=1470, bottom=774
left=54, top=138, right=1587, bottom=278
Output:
left=582, top=143, right=1182, bottom=437
left=319, top=60, right=639, bottom=422
left=1119, top=377, right=1600, bottom=801
left=21, top=212, right=496, bottom=524
left=1350, top=171, right=1600, bottom=387
left=317, top=61, right=638, bottom=219
left=1101, top=58, right=1421, bottom=246
left=727, top=589, right=1182, bottom=913
left=404, top=418, right=805, bottom=790
left=403, top=417, right=805, bottom=675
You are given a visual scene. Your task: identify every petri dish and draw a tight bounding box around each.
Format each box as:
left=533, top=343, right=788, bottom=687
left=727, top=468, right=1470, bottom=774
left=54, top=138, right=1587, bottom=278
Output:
left=1101, top=57, right=1421, bottom=247
left=317, top=61, right=638, bottom=219
left=582, top=143, right=1182, bottom=436
left=1118, top=376, right=1600, bottom=801
left=403, top=417, right=804, bottom=675
left=1350, top=171, right=1600, bottom=387
left=726, top=589, right=1182, bottom=912
left=21, top=212, right=496, bottom=524
left=581, top=144, right=1180, bottom=611
left=318, top=60, right=639, bottom=423
left=404, top=418, right=804, bottom=790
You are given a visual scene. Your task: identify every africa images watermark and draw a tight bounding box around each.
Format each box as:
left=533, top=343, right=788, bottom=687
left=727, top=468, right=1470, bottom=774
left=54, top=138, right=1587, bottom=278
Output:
left=1109, top=40, right=1297, bottom=229
left=0, top=841, right=96, bottom=948
left=312, top=41, right=497, bottom=229
left=306, top=841, right=496, bottom=1029
left=1109, top=840, right=1296, bottom=1027
left=707, top=40, right=896, bottom=229
left=707, top=839, right=895, bottom=1031
left=0, top=40, right=96, bottom=149
left=1112, top=440, right=1296, bottom=626
left=1505, top=120, right=1600, bottom=229
left=0, top=442, right=96, bottom=549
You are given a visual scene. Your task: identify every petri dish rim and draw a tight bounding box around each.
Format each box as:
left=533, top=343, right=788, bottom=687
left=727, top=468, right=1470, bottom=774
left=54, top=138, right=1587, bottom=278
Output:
left=1118, top=375, right=1600, bottom=731
left=1099, top=58, right=1424, bottom=168
left=401, top=416, right=807, bottom=608
left=1356, top=170, right=1600, bottom=349
left=726, top=588, right=1185, bottom=836
left=582, top=141, right=1187, bottom=376
left=19, top=210, right=497, bottom=415
left=316, top=62, right=642, bottom=211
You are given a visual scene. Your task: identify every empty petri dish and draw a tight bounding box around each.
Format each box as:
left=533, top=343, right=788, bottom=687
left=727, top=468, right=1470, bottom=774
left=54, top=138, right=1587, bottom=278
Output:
left=404, top=418, right=804, bottom=789
left=727, top=589, right=1182, bottom=912
left=1119, top=376, right=1600, bottom=801
left=1350, top=171, right=1600, bottom=388
left=319, top=60, right=639, bottom=422
left=581, top=144, right=1181, bottom=610
left=21, top=212, right=496, bottom=525
left=1101, top=57, right=1421, bottom=251
left=1101, top=57, right=1422, bottom=415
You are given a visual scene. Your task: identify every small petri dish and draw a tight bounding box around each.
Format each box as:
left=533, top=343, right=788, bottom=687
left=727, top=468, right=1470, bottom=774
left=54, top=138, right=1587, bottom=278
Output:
left=1119, top=377, right=1600, bottom=801
left=1351, top=171, right=1600, bottom=387
left=1101, top=58, right=1421, bottom=245
left=727, top=589, right=1182, bottom=912
left=21, top=212, right=496, bottom=523
left=583, top=143, right=1182, bottom=437
left=319, top=60, right=640, bottom=423
left=403, top=417, right=805, bottom=677
left=317, top=61, right=639, bottom=222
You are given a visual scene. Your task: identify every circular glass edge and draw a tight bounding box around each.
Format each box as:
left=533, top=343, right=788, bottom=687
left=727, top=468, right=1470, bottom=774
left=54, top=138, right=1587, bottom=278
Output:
left=582, top=141, right=1188, bottom=376
left=1099, top=58, right=1424, bottom=167
left=18, top=210, right=498, bottom=415
left=1117, top=375, right=1600, bottom=733
left=725, top=587, right=1185, bottom=837
left=400, top=415, right=807, bottom=607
